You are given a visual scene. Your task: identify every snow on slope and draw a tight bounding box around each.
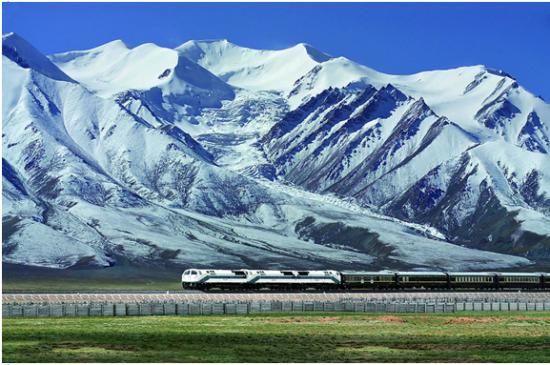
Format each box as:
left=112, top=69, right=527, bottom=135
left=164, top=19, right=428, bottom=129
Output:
left=178, top=39, right=332, bottom=93
left=3, top=34, right=549, bottom=269
left=247, top=41, right=550, bottom=259
left=3, top=33, right=75, bottom=83
left=49, top=40, right=176, bottom=96
left=50, top=40, right=235, bottom=110
left=177, top=38, right=550, bottom=151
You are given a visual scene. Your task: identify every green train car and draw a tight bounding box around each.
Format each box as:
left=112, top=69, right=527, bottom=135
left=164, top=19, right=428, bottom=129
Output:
left=340, top=271, right=550, bottom=290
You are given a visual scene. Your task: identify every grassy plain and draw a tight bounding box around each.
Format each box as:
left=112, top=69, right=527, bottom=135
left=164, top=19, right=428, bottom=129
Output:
left=3, top=311, right=550, bottom=362
left=2, top=263, right=182, bottom=292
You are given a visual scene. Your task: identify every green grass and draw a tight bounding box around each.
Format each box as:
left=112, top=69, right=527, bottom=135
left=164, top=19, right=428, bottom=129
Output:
left=3, top=311, right=550, bottom=362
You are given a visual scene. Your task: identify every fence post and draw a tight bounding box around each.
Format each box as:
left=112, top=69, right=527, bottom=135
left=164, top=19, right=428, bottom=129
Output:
left=3, top=305, right=11, bottom=318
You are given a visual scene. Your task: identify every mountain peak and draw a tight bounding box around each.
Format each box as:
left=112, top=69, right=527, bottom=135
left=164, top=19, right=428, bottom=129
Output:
left=485, top=67, right=515, bottom=80
left=177, top=39, right=334, bottom=92
left=293, top=42, right=332, bottom=63
left=191, top=38, right=231, bottom=44
left=178, top=39, right=332, bottom=62
left=49, top=38, right=235, bottom=103
left=93, top=39, right=129, bottom=51
left=3, top=32, right=75, bottom=83
left=3, top=31, right=18, bottom=41
left=176, top=38, right=234, bottom=53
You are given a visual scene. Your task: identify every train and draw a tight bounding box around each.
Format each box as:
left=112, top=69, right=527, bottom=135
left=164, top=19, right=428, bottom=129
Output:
left=181, top=269, right=550, bottom=291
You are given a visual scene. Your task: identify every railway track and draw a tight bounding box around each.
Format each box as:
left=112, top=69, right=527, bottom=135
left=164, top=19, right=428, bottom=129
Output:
left=4, top=291, right=550, bottom=304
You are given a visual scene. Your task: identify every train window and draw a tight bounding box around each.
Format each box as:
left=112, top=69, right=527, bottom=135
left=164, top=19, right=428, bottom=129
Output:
left=232, top=271, right=247, bottom=277
left=191, top=270, right=197, bottom=275
left=453, top=276, right=493, bottom=283
left=406, top=276, right=445, bottom=282
left=298, top=271, right=309, bottom=276
left=501, top=276, right=538, bottom=282
left=256, top=271, right=265, bottom=275
left=282, top=271, right=294, bottom=276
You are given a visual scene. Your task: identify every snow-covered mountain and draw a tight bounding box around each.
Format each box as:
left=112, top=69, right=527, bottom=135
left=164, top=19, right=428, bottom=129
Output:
left=3, top=33, right=549, bottom=272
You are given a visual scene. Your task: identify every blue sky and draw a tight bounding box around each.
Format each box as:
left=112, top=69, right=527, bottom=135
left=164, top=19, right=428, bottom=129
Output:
left=4, top=2, right=550, bottom=99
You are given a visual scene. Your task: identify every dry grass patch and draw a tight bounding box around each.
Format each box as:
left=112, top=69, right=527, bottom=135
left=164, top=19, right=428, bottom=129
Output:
left=377, top=315, right=406, bottom=323
left=445, top=317, right=503, bottom=325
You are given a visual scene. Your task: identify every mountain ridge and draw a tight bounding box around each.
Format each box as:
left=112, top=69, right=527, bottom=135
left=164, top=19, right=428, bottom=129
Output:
left=3, top=33, right=550, bottom=271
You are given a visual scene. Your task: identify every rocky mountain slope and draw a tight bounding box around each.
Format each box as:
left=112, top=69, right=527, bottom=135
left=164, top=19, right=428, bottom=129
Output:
left=3, top=33, right=549, bottom=271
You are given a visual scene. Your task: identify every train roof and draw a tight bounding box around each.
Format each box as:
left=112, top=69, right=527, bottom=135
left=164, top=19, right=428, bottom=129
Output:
left=341, top=271, right=395, bottom=275
left=185, top=269, right=549, bottom=276
left=447, top=272, right=496, bottom=276
left=396, top=271, right=447, bottom=276
left=496, top=272, right=544, bottom=276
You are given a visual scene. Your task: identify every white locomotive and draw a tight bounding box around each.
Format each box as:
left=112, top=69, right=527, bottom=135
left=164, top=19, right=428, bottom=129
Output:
left=182, top=269, right=341, bottom=291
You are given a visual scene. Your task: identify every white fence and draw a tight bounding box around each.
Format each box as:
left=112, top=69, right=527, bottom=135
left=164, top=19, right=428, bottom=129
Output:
left=3, top=300, right=550, bottom=318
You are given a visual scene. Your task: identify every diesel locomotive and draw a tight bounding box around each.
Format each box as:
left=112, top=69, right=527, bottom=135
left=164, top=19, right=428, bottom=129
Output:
left=181, top=269, right=550, bottom=291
